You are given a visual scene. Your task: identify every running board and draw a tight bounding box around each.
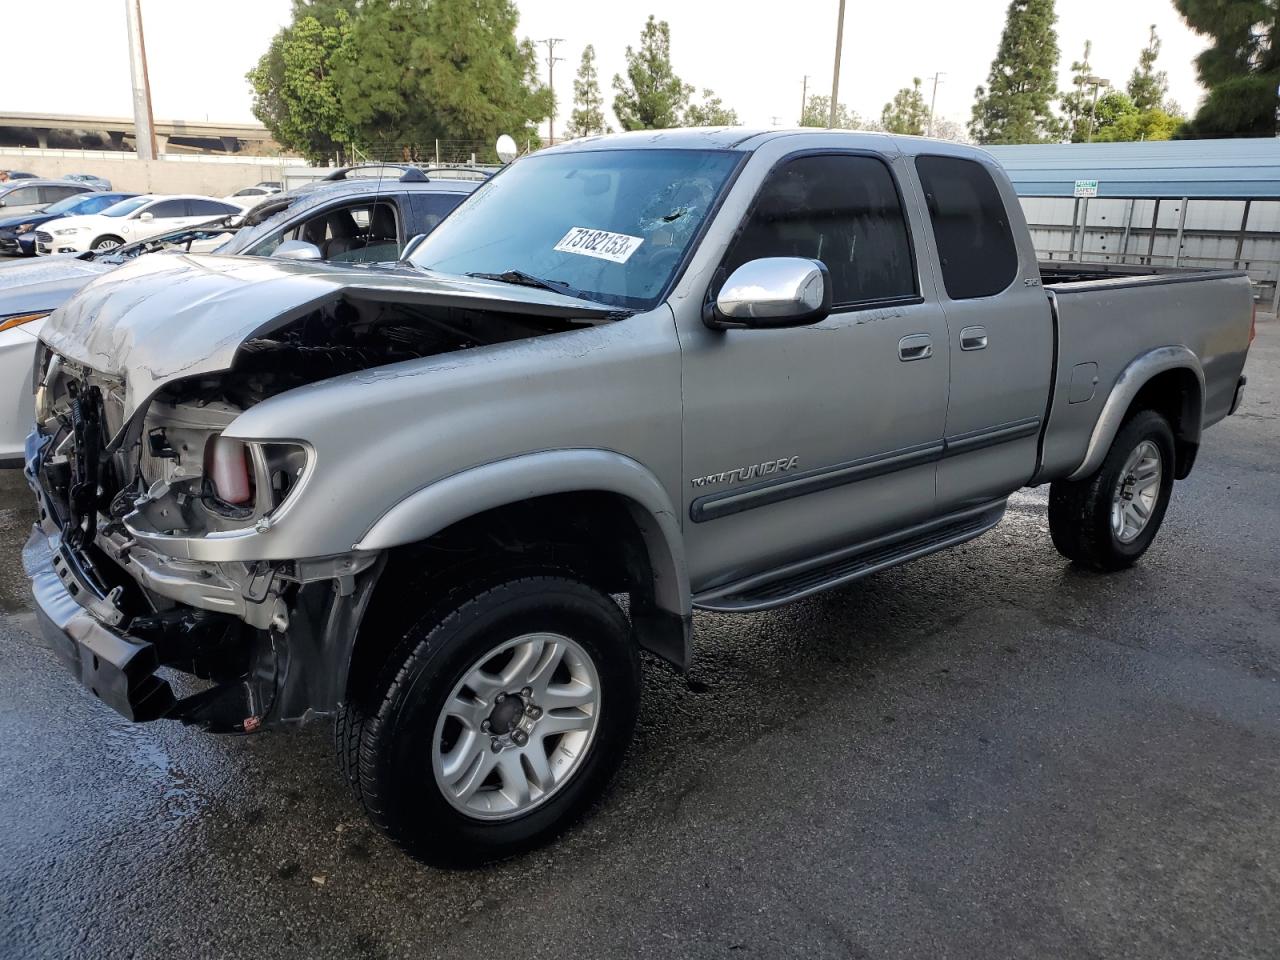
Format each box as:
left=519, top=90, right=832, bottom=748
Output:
left=692, top=500, right=1007, bottom=613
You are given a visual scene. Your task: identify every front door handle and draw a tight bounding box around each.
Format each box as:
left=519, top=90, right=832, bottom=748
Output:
left=898, top=333, right=933, bottom=362
left=960, top=325, right=989, bottom=351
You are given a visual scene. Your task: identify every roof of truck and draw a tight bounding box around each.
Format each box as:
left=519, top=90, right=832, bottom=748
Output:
left=544, top=127, right=993, bottom=158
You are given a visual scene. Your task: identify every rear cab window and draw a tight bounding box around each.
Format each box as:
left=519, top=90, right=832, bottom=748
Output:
left=720, top=153, right=918, bottom=308
left=914, top=155, right=1019, bottom=300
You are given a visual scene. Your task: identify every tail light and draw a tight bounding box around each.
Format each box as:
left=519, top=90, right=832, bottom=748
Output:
left=203, top=435, right=254, bottom=505
left=1250, top=303, right=1257, bottom=345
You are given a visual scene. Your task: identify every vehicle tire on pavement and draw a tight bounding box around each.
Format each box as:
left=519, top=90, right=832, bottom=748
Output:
left=1048, top=408, right=1176, bottom=571
left=343, top=573, right=641, bottom=866
left=90, top=235, right=123, bottom=252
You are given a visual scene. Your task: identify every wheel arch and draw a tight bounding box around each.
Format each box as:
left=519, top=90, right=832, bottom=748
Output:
left=1068, top=346, right=1204, bottom=481
left=344, top=450, right=691, bottom=699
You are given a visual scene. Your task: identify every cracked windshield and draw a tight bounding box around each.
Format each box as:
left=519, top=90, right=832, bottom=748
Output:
left=409, top=148, right=741, bottom=309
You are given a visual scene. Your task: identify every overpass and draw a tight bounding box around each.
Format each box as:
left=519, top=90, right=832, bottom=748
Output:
left=0, top=111, right=277, bottom=154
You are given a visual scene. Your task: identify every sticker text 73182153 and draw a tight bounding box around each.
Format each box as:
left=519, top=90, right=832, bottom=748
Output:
left=553, top=227, right=644, bottom=264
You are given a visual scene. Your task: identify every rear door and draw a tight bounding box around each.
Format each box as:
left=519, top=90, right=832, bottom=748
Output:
left=911, top=154, right=1054, bottom=510
left=133, top=198, right=192, bottom=239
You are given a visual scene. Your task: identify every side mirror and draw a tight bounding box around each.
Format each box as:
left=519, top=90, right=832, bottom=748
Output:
left=399, top=233, right=427, bottom=261
left=139, top=211, right=154, bottom=221
left=704, top=257, right=832, bottom=330
left=273, top=239, right=323, bottom=261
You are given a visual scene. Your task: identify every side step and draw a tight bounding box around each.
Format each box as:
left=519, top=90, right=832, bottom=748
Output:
left=692, top=500, right=1007, bottom=613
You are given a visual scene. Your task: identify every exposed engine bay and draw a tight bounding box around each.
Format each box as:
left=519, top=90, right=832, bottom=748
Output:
left=27, top=294, right=601, bottom=732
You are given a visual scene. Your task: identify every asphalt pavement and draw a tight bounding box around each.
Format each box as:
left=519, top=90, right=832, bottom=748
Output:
left=1, top=318, right=1277, bottom=960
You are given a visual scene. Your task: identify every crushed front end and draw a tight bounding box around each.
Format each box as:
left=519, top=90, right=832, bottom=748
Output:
left=22, top=349, right=382, bottom=733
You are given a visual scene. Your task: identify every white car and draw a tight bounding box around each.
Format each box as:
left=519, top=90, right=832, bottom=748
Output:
left=35, top=194, right=243, bottom=255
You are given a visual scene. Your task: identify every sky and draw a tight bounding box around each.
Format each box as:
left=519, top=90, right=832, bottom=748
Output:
left=12, top=0, right=1208, bottom=139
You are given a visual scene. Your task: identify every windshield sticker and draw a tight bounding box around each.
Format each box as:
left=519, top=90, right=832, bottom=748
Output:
left=554, top=227, right=644, bottom=264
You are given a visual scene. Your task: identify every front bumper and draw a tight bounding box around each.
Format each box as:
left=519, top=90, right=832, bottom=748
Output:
left=22, top=522, right=176, bottom=721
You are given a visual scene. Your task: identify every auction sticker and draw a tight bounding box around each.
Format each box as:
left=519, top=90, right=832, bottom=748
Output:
left=553, top=226, right=644, bottom=264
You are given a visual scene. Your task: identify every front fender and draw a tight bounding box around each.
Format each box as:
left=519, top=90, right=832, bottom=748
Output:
left=1067, top=345, right=1204, bottom=481
left=354, top=448, right=691, bottom=623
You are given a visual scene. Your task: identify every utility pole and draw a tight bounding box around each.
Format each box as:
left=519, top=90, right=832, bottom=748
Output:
left=540, top=38, right=565, bottom=145
left=926, top=72, right=945, bottom=138
left=800, top=75, right=809, bottom=125
left=124, top=0, right=158, bottom=160
left=1083, top=75, right=1110, bottom=142
left=829, top=0, right=847, bottom=127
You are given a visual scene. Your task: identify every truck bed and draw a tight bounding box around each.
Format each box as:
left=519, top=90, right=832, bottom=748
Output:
left=1033, top=263, right=1254, bottom=483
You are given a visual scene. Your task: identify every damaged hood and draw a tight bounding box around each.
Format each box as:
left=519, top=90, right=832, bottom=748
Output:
left=39, top=252, right=618, bottom=418
left=0, top=253, right=114, bottom=318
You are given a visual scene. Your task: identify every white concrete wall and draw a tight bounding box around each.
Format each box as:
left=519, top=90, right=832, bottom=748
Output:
left=0, top=147, right=297, bottom=197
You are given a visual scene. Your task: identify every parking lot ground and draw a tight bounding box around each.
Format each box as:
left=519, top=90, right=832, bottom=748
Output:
left=1, top=318, right=1277, bottom=960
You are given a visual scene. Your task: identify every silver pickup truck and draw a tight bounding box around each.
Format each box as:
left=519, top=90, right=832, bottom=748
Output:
left=21, top=130, right=1254, bottom=864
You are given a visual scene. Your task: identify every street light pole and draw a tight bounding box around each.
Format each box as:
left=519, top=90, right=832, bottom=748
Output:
left=1083, top=74, right=1110, bottom=143
left=800, top=75, right=809, bottom=125
left=540, top=38, right=565, bottom=145
left=829, top=0, right=847, bottom=127
left=926, top=71, right=945, bottom=138
left=124, top=0, right=158, bottom=160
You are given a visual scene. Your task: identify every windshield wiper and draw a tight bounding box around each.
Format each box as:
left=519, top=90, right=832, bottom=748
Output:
left=466, top=269, right=573, bottom=296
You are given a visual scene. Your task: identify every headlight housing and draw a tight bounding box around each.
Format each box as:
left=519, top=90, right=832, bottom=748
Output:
left=0, top=311, right=50, bottom=334
left=201, top=435, right=311, bottom=521
left=52, top=226, right=84, bottom=236
left=15, top=222, right=34, bottom=234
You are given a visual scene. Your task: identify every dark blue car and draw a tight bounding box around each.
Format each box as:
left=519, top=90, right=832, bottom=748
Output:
left=0, top=191, right=138, bottom=256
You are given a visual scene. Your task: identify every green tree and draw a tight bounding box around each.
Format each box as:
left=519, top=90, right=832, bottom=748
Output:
left=565, top=45, right=609, bottom=138
left=246, top=6, right=355, bottom=164
left=1059, top=40, right=1097, bottom=143
left=333, top=0, right=551, bottom=156
left=880, top=77, right=930, bottom=135
left=612, top=16, right=693, bottom=130
left=800, top=94, right=863, bottom=129
left=1128, top=24, right=1170, bottom=112
left=1174, top=0, right=1280, bottom=137
left=683, top=89, right=741, bottom=126
left=970, top=0, right=1064, bottom=143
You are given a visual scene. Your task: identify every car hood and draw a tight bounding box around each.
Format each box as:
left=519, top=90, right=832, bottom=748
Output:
left=0, top=210, right=51, bottom=230
left=0, top=253, right=114, bottom=317
left=40, top=252, right=619, bottom=419
left=42, top=213, right=107, bottom=232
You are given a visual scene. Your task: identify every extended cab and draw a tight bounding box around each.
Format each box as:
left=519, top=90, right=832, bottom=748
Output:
left=21, top=130, right=1254, bottom=864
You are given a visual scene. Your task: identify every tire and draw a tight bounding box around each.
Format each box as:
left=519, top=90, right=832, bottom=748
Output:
left=1048, top=409, right=1176, bottom=571
left=346, top=574, right=640, bottom=866
left=90, top=235, right=123, bottom=252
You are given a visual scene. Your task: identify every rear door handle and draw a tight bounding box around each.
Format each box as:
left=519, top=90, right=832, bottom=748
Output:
left=960, top=325, right=988, bottom=351
left=898, top=334, right=933, bottom=362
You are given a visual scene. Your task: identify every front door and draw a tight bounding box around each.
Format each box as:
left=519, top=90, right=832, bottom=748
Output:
left=676, top=150, right=950, bottom=592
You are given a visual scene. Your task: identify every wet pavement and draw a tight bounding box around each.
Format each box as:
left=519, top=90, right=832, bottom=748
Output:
left=1, top=319, right=1278, bottom=960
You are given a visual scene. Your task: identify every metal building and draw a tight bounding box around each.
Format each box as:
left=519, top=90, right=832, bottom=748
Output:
left=987, top=139, right=1280, bottom=307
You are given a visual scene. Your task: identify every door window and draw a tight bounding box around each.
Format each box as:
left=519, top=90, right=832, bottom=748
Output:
left=414, top=192, right=467, bottom=233
left=39, top=185, right=84, bottom=203
left=188, top=198, right=241, bottom=217
left=2, top=186, right=40, bottom=207
left=144, top=199, right=189, bottom=219
left=914, top=156, right=1018, bottom=300
left=721, top=154, right=917, bottom=307
left=247, top=200, right=401, bottom=262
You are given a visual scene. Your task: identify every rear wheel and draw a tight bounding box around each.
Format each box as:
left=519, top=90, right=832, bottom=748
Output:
left=344, top=573, right=640, bottom=866
left=1048, top=409, right=1175, bottom=571
left=90, top=235, right=123, bottom=252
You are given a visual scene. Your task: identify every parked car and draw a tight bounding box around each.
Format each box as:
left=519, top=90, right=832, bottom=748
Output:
left=0, top=191, right=137, bottom=256
left=0, top=173, right=479, bottom=461
left=0, top=170, right=37, bottom=181
left=0, top=179, right=95, bottom=218
left=16, top=129, right=1257, bottom=865
left=62, top=173, right=112, bottom=191
left=33, top=194, right=243, bottom=254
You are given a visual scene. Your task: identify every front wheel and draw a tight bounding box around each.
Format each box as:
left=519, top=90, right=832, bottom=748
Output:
left=348, top=574, right=641, bottom=866
left=1048, top=409, right=1176, bottom=571
left=90, top=235, right=123, bottom=252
